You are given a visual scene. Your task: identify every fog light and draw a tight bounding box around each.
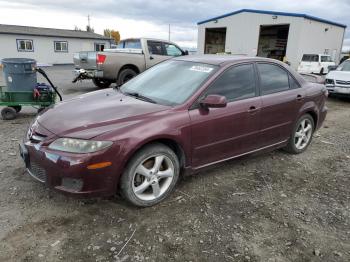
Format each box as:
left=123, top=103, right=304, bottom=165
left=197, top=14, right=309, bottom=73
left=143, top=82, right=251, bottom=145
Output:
left=61, top=178, right=83, bottom=192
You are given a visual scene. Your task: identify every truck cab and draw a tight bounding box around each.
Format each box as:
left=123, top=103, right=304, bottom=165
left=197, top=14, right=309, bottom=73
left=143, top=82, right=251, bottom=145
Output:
left=73, top=38, right=188, bottom=88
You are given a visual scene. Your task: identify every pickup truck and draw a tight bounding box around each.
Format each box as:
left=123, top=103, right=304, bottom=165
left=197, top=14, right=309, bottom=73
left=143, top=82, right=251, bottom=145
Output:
left=73, top=38, right=188, bottom=88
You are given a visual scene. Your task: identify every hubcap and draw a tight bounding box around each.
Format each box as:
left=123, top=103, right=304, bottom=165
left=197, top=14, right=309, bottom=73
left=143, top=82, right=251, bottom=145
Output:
left=294, top=119, right=313, bottom=150
left=132, top=155, right=174, bottom=201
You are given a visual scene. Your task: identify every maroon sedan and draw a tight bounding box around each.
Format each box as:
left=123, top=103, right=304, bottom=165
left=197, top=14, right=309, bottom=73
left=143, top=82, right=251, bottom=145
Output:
left=20, top=56, right=327, bottom=206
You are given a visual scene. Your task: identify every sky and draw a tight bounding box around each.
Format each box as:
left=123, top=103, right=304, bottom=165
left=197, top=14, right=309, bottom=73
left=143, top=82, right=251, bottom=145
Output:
left=0, top=0, right=349, bottom=50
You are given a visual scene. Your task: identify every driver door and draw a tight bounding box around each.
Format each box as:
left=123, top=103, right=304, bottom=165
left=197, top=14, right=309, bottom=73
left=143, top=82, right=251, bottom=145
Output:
left=145, top=40, right=170, bottom=68
left=189, top=63, right=262, bottom=168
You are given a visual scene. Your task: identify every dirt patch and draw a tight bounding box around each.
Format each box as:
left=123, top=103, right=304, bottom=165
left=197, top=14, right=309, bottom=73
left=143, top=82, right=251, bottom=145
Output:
left=0, top=90, right=349, bottom=261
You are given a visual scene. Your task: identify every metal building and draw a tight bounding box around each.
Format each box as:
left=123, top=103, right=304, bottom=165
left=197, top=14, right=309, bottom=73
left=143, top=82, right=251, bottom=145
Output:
left=0, top=24, right=112, bottom=65
left=197, top=9, right=347, bottom=69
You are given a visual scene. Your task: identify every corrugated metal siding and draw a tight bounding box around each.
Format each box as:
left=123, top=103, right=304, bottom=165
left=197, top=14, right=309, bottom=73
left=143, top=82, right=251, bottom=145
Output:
left=198, top=12, right=344, bottom=69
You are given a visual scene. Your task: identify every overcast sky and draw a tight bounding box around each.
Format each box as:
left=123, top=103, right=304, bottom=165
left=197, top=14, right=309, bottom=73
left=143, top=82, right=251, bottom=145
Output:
left=0, top=0, right=349, bottom=50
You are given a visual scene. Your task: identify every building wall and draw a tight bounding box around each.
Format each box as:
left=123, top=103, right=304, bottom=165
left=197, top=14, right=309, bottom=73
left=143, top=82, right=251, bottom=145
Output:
left=197, top=12, right=345, bottom=69
left=0, top=34, right=110, bottom=65
left=297, top=19, right=345, bottom=65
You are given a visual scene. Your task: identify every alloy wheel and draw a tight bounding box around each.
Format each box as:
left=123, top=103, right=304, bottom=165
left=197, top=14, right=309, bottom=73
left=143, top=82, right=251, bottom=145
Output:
left=132, top=154, right=175, bottom=201
left=294, top=119, right=313, bottom=150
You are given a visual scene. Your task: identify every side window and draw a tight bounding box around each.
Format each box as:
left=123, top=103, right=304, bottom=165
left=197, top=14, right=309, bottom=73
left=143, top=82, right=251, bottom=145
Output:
left=311, top=55, right=319, bottom=62
left=124, top=40, right=142, bottom=49
left=257, top=63, right=290, bottom=95
left=289, top=75, right=300, bottom=89
left=164, top=44, right=182, bottom=56
left=147, top=41, right=165, bottom=55
left=205, top=64, right=256, bottom=102
left=17, top=39, right=33, bottom=52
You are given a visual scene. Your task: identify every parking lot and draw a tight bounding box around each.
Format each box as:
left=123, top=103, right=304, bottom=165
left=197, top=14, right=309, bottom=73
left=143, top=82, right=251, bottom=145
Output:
left=0, top=65, right=349, bottom=262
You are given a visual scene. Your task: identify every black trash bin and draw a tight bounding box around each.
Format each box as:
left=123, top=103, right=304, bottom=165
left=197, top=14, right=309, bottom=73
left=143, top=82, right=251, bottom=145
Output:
left=1, top=58, right=37, bottom=91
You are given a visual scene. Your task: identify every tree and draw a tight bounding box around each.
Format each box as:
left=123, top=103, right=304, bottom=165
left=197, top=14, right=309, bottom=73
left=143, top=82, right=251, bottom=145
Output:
left=86, top=25, right=94, bottom=32
left=104, top=29, right=121, bottom=44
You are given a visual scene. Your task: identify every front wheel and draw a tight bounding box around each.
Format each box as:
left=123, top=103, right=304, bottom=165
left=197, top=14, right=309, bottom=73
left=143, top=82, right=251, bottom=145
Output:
left=92, top=78, right=112, bottom=88
left=120, top=143, right=180, bottom=207
left=284, top=114, right=314, bottom=154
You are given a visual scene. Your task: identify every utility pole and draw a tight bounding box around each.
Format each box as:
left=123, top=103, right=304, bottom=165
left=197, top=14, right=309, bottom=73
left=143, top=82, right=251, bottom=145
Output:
left=168, top=24, right=170, bottom=41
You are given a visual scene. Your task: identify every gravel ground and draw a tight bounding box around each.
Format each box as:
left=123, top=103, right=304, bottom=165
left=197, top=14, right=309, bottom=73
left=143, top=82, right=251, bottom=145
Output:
left=0, top=66, right=349, bottom=262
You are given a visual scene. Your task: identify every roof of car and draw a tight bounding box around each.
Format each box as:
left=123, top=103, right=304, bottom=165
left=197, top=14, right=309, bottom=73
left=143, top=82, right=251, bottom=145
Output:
left=174, top=55, right=279, bottom=66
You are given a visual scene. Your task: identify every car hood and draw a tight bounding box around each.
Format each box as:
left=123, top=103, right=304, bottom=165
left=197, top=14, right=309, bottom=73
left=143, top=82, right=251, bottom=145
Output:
left=326, top=70, right=350, bottom=81
left=37, top=89, right=169, bottom=139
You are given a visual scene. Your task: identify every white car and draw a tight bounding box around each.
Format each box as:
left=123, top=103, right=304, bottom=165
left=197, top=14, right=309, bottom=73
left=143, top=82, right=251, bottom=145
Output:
left=297, top=54, right=335, bottom=75
left=325, top=59, right=350, bottom=96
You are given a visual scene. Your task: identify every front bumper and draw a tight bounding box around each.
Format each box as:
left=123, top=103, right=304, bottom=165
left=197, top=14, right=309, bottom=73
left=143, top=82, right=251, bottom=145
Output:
left=326, top=85, right=350, bottom=95
left=19, top=138, right=121, bottom=198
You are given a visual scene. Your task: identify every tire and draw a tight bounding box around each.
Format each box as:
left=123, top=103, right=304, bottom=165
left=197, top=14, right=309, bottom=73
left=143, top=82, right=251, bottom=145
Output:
left=120, top=143, right=180, bottom=207
left=10, top=106, right=22, bottom=113
left=1, top=107, right=17, bottom=120
left=320, top=68, right=324, bottom=75
left=117, top=68, right=137, bottom=86
left=92, top=78, right=112, bottom=88
left=284, top=114, right=315, bottom=154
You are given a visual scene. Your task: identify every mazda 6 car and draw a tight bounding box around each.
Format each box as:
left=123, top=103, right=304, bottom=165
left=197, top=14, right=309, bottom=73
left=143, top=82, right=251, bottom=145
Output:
left=20, top=55, right=328, bottom=207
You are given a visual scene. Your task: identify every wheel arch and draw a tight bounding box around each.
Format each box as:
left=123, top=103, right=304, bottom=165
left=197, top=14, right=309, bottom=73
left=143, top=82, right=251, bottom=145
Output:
left=118, top=64, right=140, bottom=77
left=121, top=136, right=187, bottom=173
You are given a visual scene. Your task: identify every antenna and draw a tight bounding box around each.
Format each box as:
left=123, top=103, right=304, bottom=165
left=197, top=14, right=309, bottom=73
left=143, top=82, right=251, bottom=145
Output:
left=88, top=14, right=91, bottom=28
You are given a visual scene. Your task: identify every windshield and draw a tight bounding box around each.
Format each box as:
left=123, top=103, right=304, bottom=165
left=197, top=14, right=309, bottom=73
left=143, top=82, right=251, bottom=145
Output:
left=120, top=60, right=218, bottom=106
left=337, top=60, right=350, bottom=71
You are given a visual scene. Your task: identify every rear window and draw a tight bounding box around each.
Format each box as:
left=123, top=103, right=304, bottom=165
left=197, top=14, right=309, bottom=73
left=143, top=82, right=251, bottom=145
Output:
left=302, top=54, right=319, bottom=62
left=117, top=40, right=142, bottom=49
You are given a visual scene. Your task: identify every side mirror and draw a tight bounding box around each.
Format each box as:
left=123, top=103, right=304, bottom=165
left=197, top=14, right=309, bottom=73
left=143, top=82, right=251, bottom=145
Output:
left=183, top=50, right=189, bottom=55
left=328, top=65, right=337, bottom=72
left=200, top=95, right=227, bottom=108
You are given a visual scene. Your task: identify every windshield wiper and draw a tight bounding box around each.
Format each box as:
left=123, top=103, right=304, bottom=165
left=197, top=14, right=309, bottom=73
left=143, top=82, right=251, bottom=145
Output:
left=123, top=91, right=157, bottom=104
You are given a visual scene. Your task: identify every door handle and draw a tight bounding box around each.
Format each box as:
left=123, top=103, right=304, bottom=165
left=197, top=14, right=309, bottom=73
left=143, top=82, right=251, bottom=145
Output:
left=296, top=94, right=303, bottom=101
left=247, top=106, right=259, bottom=114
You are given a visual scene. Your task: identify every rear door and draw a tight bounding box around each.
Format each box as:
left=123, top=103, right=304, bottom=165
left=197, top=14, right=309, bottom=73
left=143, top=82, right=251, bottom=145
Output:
left=257, top=63, right=304, bottom=147
left=189, top=63, right=262, bottom=168
left=145, top=40, right=170, bottom=68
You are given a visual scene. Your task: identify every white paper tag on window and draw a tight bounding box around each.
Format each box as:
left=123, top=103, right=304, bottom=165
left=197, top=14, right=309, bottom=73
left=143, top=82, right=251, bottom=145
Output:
left=189, top=66, right=213, bottom=73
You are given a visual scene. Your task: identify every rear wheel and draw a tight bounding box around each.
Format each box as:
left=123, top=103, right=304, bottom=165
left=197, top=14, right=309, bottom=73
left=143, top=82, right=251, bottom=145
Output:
left=120, top=143, right=180, bottom=207
left=117, top=68, right=137, bottom=86
left=284, top=114, right=314, bottom=154
left=92, top=78, right=112, bottom=88
left=1, top=107, right=17, bottom=120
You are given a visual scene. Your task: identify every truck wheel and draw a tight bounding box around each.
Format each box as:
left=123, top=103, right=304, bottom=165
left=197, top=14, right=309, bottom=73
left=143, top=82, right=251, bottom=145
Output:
left=1, top=107, right=17, bottom=120
left=92, top=78, right=112, bottom=88
left=117, top=68, right=137, bottom=86
left=10, top=106, right=22, bottom=113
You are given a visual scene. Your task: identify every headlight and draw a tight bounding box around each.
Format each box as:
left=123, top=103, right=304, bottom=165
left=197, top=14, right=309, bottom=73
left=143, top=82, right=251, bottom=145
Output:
left=325, top=79, right=335, bottom=85
left=48, top=138, right=113, bottom=153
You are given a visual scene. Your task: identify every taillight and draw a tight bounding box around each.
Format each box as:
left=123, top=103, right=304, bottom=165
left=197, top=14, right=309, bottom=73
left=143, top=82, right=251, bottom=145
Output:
left=97, top=54, right=106, bottom=65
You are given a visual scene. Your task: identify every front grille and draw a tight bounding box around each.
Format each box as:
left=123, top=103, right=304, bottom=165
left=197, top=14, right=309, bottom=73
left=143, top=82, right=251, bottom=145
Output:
left=28, top=161, right=47, bottom=183
left=336, top=80, right=350, bottom=86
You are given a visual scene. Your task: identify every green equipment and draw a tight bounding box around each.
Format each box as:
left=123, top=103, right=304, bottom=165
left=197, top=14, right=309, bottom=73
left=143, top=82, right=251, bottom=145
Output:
left=0, top=58, right=62, bottom=120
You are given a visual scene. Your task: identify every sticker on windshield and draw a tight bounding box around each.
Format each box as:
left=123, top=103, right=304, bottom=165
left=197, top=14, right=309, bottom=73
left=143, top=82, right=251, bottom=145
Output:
left=189, top=65, right=213, bottom=73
